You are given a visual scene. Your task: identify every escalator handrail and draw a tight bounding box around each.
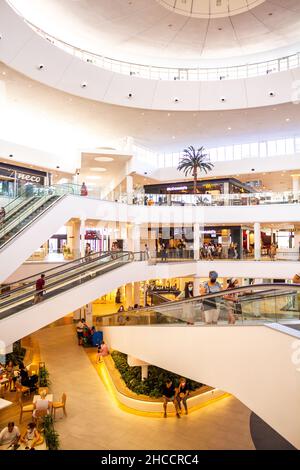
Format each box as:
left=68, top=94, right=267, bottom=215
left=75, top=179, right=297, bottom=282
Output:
left=0, top=250, right=136, bottom=299
left=0, top=251, right=133, bottom=311
left=2, top=196, right=37, bottom=222
left=0, top=193, right=56, bottom=238
left=98, top=283, right=300, bottom=320
left=0, top=193, right=66, bottom=251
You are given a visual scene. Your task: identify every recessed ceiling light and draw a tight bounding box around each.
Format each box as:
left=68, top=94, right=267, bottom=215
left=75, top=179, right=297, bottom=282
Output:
left=94, top=156, right=114, bottom=162
left=172, top=136, right=176, bottom=139
left=89, top=167, right=107, bottom=172
left=227, top=127, right=232, bottom=130
left=2, top=71, right=6, bottom=75
left=285, top=118, right=291, bottom=122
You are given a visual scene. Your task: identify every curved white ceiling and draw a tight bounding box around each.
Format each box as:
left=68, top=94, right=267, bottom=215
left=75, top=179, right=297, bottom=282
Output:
left=7, top=0, right=300, bottom=67
left=156, top=0, right=266, bottom=19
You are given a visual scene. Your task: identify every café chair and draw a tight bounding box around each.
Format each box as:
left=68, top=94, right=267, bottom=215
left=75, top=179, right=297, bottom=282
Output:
left=52, top=393, right=67, bottom=420
left=19, top=396, right=34, bottom=424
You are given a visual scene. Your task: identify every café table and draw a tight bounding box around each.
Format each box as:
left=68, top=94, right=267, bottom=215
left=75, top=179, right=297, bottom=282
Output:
left=0, top=398, right=13, bottom=410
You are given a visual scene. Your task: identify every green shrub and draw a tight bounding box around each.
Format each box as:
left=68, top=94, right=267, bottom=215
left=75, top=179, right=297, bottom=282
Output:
left=42, top=415, right=60, bottom=450
left=39, top=366, right=51, bottom=387
left=111, top=351, right=202, bottom=398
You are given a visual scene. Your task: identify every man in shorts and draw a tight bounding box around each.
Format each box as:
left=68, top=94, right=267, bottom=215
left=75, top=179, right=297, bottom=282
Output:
left=162, top=379, right=180, bottom=418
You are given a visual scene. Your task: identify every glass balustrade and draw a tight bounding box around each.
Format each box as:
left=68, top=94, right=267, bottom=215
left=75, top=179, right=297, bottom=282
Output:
left=96, top=284, right=300, bottom=327
left=0, top=251, right=144, bottom=320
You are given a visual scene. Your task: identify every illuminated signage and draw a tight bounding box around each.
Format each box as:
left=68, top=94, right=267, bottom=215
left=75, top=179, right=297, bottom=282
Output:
left=16, top=173, right=41, bottom=183
left=166, top=186, right=188, bottom=191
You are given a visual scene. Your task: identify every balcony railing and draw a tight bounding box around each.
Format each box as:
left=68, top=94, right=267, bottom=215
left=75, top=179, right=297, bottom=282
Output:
left=8, top=2, right=300, bottom=83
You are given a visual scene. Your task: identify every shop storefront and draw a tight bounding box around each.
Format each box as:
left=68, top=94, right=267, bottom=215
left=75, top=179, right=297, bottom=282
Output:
left=144, top=178, right=252, bottom=196
left=0, top=162, right=49, bottom=198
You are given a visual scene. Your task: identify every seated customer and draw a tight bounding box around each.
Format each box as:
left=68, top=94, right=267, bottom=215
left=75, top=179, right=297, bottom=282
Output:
left=176, top=377, right=190, bottom=415
left=33, top=389, right=52, bottom=419
left=19, top=363, right=38, bottom=390
left=0, top=422, right=20, bottom=449
left=20, top=422, right=43, bottom=450
left=162, top=379, right=180, bottom=418
left=96, top=341, right=109, bottom=363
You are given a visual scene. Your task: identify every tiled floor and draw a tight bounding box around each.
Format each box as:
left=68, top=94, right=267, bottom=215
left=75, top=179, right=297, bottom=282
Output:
left=32, top=324, right=255, bottom=450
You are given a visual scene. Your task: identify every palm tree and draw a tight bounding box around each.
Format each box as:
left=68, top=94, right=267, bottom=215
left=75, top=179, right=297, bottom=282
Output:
left=177, top=146, right=214, bottom=193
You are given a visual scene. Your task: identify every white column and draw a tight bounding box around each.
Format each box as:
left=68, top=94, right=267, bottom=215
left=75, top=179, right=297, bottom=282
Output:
left=141, top=365, right=148, bottom=381
left=292, top=175, right=300, bottom=199
left=193, top=277, right=201, bottom=296
left=126, top=175, right=133, bottom=205
left=223, top=181, right=230, bottom=206
left=67, top=220, right=81, bottom=258
left=128, top=223, right=141, bottom=253
left=254, top=222, right=261, bottom=260
left=80, top=218, right=86, bottom=257
left=84, top=303, right=93, bottom=327
left=127, top=356, right=149, bottom=380
left=193, top=223, right=200, bottom=260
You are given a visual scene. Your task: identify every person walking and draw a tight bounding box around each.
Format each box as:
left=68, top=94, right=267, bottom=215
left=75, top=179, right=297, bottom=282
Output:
left=201, top=271, right=222, bottom=324
left=80, top=182, right=88, bottom=196
left=223, top=278, right=239, bottom=324
left=76, top=318, right=85, bottom=345
left=33, top=274, right=45, bottom=304
left=144, top=244, right=151, bottom=260
left=161, top=243, right=167, bottom=262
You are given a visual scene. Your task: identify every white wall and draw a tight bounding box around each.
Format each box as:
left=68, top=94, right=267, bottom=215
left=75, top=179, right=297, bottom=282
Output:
left=0, top=139, right=76, bottom=174
left=150, top=155, right=300, bottom=181
left=103, top=324, right=300, bottom=449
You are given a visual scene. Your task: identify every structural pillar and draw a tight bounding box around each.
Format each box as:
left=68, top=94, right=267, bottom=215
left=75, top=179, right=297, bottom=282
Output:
left=127, top=356, right=149, bottom=380
left=254, top=222, right=261, bottom=260
left=80, top=218, right=86, bottom=257
left=66, top=220, right=81, bottom=258
left=134, top=282, right=140, bottom=306
left=193, top=223, right=200, bottom=260
left=125, top=283, right=133, bottom=308
left=292, top=175, right=300, bottom=200
left=126, top=175, right=133, bottom=205
left=193, top=277, right=201, bottom=296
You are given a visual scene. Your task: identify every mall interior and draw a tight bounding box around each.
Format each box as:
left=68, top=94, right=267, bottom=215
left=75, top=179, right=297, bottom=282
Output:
left=0, top=0, right=300, bottom=452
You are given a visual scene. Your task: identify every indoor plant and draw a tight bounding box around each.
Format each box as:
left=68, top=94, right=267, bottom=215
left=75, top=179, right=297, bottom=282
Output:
left=177, top=146, right=214, bottom=193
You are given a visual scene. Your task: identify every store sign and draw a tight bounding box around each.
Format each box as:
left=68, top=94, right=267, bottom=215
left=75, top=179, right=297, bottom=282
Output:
left=16, top=172, right=42, bottom=183
left=85, top=230, right=100, bottom=240
left=166, top=186, right=188, bottom=191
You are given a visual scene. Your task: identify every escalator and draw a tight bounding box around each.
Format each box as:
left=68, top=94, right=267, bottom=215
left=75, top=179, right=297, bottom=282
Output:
left=0, top=190, right=63, bottom=249
left=0, top=250, right=141, bottom=321
left=0, top=263, right=300, bottom=446
left=98, top=284, right=300, bottom=450
left=97, top=283, right=300, bottom=326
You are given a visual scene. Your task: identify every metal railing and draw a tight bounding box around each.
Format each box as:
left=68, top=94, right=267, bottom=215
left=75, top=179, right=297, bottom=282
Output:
left=7, top=1, right=300, bottom=82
